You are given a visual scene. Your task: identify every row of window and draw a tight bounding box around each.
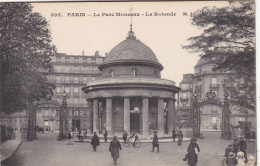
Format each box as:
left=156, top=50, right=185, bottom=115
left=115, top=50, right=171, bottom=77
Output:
left=53, top=65, right=100, bottom=74
left=48, top=75, right=96, bottom=84
left=0, top=119, right=27, bottom=122
left=37, top=110, right=59, bottom=117
left=56, top=86, right=85, bottom=94
left=55, top=97, right=86, bottom=105
left=53, top=56, right=104, bottom=64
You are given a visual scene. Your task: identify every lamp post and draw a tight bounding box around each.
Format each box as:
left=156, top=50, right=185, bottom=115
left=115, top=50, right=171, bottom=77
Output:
left=192, top=91, right=200, bottom=138
left=222, top=90, right=231, bottom=139
left=58, top=91, right=68, bottom=140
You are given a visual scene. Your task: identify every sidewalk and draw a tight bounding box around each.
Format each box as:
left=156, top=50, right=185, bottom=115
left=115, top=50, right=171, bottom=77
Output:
left=0, top=139, right=22, bottom=162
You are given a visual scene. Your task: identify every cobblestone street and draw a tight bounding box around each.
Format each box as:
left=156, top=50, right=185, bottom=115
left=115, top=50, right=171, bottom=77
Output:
left=2, top=132, right=256, bottom=166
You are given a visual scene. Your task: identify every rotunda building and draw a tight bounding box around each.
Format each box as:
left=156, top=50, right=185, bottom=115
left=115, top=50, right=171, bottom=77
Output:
left=82, top=28, right=180, bottom=136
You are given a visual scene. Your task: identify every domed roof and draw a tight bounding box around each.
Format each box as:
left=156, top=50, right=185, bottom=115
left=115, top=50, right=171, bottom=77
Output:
left=104, top=28, right=159, bottom=63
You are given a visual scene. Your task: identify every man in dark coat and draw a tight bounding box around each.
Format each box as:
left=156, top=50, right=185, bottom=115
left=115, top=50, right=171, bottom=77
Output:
left=109, top=136, right=122, bottom=165
left=186, top=138, right=200, bottom=166
left=104, top=129, right=108, bottom=142
left=177, top=131, right=183, bottom=146
left=122, top=130, right=128, bottom=144
left=91, top=132, right=100, bottom=152
left=151, top=131, right=159, bottom=152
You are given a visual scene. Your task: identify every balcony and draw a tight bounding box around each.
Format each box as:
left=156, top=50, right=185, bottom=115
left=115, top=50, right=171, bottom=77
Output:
left=210, top=84, right=219, bottom=89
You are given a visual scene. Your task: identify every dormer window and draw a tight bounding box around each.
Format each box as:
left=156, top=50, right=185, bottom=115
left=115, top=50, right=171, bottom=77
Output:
left=109, top=70, right=114, bottom=77
left=133, top=68, right=138, bottom=77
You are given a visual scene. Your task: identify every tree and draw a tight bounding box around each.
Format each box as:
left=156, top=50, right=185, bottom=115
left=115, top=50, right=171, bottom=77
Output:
left=183, top=2, right=255, bottom=111
left=0, top=2, right=56, bottom=140
left=1, top=3, right=56, bottom=114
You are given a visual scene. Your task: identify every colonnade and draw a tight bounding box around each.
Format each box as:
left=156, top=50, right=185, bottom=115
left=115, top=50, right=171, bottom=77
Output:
left=88, top=97, right=176, bottom=136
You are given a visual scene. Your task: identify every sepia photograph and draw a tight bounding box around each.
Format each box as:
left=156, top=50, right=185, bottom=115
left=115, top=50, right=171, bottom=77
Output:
left=0, top=1, right=257, bottom=166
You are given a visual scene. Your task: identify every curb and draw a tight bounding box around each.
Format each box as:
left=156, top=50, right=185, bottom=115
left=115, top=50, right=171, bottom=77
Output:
left=1, top=141, right=23, bottom=163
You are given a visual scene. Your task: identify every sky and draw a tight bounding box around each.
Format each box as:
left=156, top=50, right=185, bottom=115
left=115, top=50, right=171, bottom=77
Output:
left=32, top=1, right=229, bottom=85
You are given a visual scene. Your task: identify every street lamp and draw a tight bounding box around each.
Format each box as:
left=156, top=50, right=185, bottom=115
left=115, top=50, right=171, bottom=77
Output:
left=58, top=91, right=68, bottom=140
left=192, top=91, right=200, bottom=138
left=222, top=90, right=231, bottom=139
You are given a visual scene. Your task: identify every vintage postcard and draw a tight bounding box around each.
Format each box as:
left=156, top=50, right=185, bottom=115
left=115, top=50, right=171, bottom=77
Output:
left=0, top=1, right=256, bottom=166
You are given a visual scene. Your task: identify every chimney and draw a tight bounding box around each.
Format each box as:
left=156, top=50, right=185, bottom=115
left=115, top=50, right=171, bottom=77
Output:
left=105, top=52, right=107, bottom=57
left=82, top=50, right=84, bottom=56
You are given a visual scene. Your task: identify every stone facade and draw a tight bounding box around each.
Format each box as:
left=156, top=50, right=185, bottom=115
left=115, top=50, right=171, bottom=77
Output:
left=36, top=52, right=105, bottom=132
left=83, top=28, right=180, bottom=136
left=178, top=58, right=256, bottom=131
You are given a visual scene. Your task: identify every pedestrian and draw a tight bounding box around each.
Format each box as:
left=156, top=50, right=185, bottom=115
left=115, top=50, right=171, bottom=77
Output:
left=245, top=129, right=250, bottom=141
left=151, top=131, right=159, bottom=152
left=225, top=152, right=238, bottom=166
left=104, top=129, right=108, bottom=142
left=232, top=138, right=239, bottom=154
left=185, top=138, right=200, bottom=166
left=236, top=151, right=246, bottom=166
left=238, top=138, right=247, bottom=163
left=109, top=136, right=122, bottom=165
left=122, top=130, right=128, bottom=144
left=67, top=131, right=73, bottom=145
left=77, top=130, right=83, bottom=142
left=172, top=129, right=176, bottom=142
left=177, top=131, right=183, bottom=146
left=91, top=132, right=100, bottom=152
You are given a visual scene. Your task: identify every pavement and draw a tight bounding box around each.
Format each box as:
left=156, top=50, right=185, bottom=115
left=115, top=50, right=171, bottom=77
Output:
left=1, top=131, right=256, bottom=166
left=0, top=139, right=22, bottom=162
left=1, top=132, right=256, bottom=166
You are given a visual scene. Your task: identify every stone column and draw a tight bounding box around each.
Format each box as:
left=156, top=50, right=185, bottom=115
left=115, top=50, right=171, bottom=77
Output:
left=93, top=99, right=99, bottom=133
left=106, top=98, right=112, bottom=135
left=167, top=99, right=174, bottom=134
left=158, top=98, right=164, bottom=136
left=142, top=97, right=149, bottom=136
left=87, top=100, right=93, bottom=134
left=124, top=97, right=130, bottom=134
left=172, top=99, right=177, bottom=130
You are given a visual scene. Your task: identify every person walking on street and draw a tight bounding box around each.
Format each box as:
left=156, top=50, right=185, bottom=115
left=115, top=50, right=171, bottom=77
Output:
left=186, top=138, right=200, bottom=166
left=104, top=129, right=108, bottom=142
left=91, top=132, right=100, bottom=152
left=245, top=129, right=250, bottom=141
left=177, top=131, right=183, bottom=146
left=123, top=130, right=128, bottom=144
left=109, top=136, right=122, bottom=165
left=151, top=131, right=159, bottom=152
left=67, top=131, right=73, bottom=145
left=232, top=138, right=239, bottom=154
left=172, top=129, right=177, bottom=142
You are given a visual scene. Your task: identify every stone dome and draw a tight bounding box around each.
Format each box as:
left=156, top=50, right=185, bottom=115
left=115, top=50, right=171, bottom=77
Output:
left=104, top=29, right=159, bottom=64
